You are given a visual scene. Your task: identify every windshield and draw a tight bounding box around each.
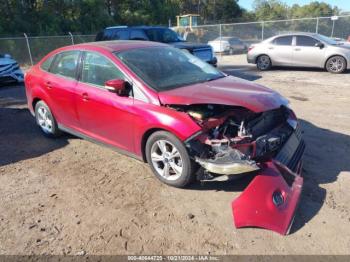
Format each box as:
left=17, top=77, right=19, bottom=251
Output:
left=316, top=34, right=338, bottom=45
left=145, top=28, right=183, bottom=43
left=116, top=47, right=224, bottom=91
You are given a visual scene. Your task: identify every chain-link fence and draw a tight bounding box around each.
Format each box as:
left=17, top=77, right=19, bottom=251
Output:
left=174, top=15, right=350, bottom=49
left=1, top=15, right=350, bottom=67
left=0, top=33, right=95, bottom=67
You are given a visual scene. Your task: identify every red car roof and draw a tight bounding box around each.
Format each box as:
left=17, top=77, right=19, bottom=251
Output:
left=61, top=40, right=167, bottom=53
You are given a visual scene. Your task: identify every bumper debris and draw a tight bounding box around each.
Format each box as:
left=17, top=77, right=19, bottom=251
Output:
left=232, top=160, right=303, bottom=235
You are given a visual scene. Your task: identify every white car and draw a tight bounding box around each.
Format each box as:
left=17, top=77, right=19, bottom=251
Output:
left=247, top=33, right=350, bottom=73
left=0, top=54, right=24, bottom=84
left=208, top=37, right=247, bottom=54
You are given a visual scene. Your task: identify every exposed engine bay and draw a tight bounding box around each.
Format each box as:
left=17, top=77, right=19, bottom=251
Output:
left=169, top=104, right=297, bottom=180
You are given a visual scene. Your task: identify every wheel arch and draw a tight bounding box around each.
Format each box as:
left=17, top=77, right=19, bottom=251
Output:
left=32, top=97, right=42, bottom=111
left=141, top=128, right=167, bottom=162
left=255, top=54, right=271, bottom=64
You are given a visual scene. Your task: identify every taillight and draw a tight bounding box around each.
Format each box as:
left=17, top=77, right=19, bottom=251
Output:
left=248, top=46, right=254, bottom=52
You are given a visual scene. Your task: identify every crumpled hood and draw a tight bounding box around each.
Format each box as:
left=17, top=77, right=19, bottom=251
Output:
left=158, top=75, right=286, bottom=113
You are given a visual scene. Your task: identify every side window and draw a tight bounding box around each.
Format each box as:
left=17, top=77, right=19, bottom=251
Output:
left=50, top=51, right=80, bottom=79
left=40, top=55, right=54, bottom=72
left=81, top=52, right=125, bottom=87
left=101, top=29, right=114, bottom=40
left=130, top=30, right=148, bottom=40
left=296, top=36, right=318, bottom=47
left=114, top=30, right=129, bottom=40
left=273, top=36, right=293, bottom=46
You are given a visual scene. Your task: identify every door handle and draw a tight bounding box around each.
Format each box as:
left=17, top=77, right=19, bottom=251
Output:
left=268, top=47, right=274, bottom=50
left=82, top=92, right=89, bottom=101
left=294, top=48, right=301, bottom=51
left=45, top=81, right=53, bottom=89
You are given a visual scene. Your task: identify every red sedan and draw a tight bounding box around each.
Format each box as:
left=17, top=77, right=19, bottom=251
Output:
left=25, top=41, right=304, bottom=234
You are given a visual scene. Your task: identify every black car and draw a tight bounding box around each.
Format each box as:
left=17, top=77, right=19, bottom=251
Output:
left=95, top=26, right=217, bottom=66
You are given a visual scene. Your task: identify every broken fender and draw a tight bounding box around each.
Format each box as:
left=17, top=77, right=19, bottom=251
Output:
left=232, top=161, right=303, bottom=235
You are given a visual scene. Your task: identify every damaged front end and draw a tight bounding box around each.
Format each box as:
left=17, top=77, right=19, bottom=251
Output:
left=170, top=103, right=305, bottom=234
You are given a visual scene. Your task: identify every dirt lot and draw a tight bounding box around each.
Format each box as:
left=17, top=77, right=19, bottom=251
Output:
left=1, top=55, right=350, bottom=255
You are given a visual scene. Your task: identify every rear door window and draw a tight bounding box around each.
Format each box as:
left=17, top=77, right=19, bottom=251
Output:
left=50, top=51, right=80, bottom=79
left=273, top=36, right=293, bottom=46
left=130, top=30, right=148, bottom=40
left=114, top=30, right=129, bottom=40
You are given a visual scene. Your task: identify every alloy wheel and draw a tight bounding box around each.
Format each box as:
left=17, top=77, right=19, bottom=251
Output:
left=257, top=55, right=271, bottom=70
left=150, top=140, right=183, bottom=181
left=328, top=57, right=345, bottom=73
left=36, top=106, right=53, bottom=134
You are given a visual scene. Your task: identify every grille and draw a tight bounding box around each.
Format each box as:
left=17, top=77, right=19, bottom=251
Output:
left=274, top=125, right=305, bottom=172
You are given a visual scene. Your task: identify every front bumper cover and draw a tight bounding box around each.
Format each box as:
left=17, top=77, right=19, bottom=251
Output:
left=232, top=160, right=303, bottom=235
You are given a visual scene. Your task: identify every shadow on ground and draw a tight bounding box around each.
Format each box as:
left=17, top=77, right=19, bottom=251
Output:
left=0, top=107, right=70, bottom=166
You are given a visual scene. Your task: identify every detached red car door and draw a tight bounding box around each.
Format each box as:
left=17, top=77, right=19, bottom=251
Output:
left=75, top=51, right=135, bottom=152
left=44, top=50, right=81, bottom=129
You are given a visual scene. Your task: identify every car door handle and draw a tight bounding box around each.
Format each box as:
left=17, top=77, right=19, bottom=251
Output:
left=45, top=81, right=53, bottom=89
left=268, top=47, right=274, bottom=50
left=82, top=92, right=89, bottom=101
left=294, top=48, right=301, bottom=51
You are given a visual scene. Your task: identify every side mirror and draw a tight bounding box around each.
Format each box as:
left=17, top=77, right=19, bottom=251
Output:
left=104, top=79, right=127, bottom=95
left=315, top=42, right=324, bottom=49
left=4, top=54, right=12, bottom=59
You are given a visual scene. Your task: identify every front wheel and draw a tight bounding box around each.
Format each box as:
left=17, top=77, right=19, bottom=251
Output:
left=326, top=56, right=347, bottom=74
left=145, top=131, right=195, bottom=188
left=256, top=55, right=272, bottom=71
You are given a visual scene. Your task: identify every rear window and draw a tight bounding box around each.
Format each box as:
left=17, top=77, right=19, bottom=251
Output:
left=273, top=36, right=293, bottom=46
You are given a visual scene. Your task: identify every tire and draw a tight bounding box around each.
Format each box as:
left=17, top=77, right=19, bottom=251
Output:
left=256, top=55, right=272, bottom=71
left=145, top=131, right=195, bottom=188
left=326, top=56, right=347, bottom=74
left=229, top=48, right=234, bottom=55
left=35, top=100, right=61, bottom=137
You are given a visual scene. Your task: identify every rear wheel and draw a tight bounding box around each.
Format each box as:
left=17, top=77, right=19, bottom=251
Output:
left=145, top=131, right=195, bottom=188
left=229, top=47, right=234, bottom=55
left=256, top=55, right=272, bottom=71
left=35, top=100, right=61, bottom=137
left=326, top=56, right=347, bottom=74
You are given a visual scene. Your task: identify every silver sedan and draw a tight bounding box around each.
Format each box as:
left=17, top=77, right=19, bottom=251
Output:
left=247, top=33, right=350, bottom=73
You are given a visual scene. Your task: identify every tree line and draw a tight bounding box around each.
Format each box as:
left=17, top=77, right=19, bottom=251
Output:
left=0, top=0, right=342, bottom=37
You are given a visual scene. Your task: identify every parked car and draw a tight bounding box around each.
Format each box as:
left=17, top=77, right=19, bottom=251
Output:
left=25, top=41, right=304, bottom=234
left=247, top=32, right=350, bottom=73
left=95, top=26, right=217, bottom=66
left=0, top=53, right=24, bottom=84
left=208, top=36, right=247, bottom=54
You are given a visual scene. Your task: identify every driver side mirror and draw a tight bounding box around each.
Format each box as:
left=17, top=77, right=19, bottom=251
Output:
left=315, top=42, right=324, bottom=49
left=104, top=79, right=129, bottom=96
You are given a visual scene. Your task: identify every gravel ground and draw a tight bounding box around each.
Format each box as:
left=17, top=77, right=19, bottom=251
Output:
left=0, top=55, right=350, bottom=255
